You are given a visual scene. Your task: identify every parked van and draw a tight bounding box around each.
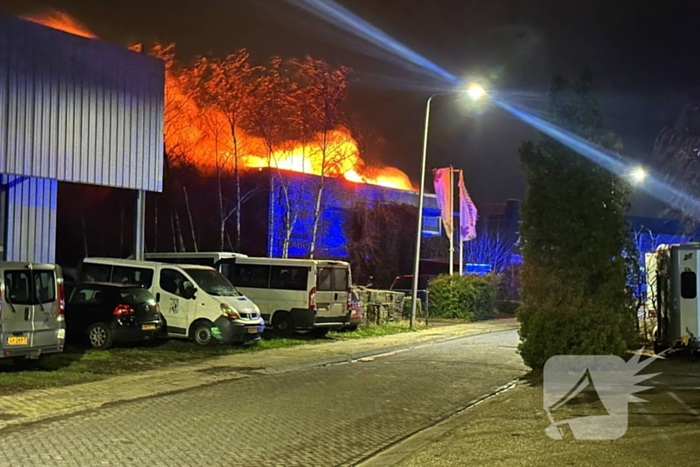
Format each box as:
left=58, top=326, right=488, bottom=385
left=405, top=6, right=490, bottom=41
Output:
left=0, top=262, right=66, bottom=364
left=146, top=253, right=352, bottom=337
left=77, top=258, right=264, bottom=346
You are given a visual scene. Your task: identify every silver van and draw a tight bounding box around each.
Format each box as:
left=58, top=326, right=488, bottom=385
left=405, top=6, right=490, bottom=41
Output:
left=1, top=262, right=66, bottom=365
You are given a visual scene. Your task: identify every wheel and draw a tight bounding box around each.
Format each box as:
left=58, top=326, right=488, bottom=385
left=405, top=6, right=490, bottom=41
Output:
left=87, top=323, right=114, bottom=350
left=272, top=312, right=294, bottom=338
left=12, top=357, right=42, bottom=370
left=190, top=320, right=217, bottom=347
left=346, top=325, right=358, bottom=332
left=311, top=327, right=330, bottom=338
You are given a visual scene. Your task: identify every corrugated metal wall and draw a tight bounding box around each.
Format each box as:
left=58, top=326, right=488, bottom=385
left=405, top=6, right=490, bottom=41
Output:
left=3, top=176, right=57, bottom=263
left=0, top=13, right=164, bottom=192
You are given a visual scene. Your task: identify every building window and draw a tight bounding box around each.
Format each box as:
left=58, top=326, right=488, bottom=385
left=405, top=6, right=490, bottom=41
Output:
left=681, top=271, right=697, bottom=299
left=422, top=215, right=441, bottom=236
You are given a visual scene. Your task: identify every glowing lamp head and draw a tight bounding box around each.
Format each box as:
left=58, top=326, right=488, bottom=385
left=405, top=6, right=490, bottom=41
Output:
left=467, top=84, right=486, bottom=100
left=630, top=166, right=646, bottom=184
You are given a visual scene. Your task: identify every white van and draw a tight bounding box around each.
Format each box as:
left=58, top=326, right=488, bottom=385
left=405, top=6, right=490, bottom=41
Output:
left=0, top=262, right=66, bottom=365
left=146, top=253, right=352, bottom=337
left=77, top=258, right=265, bottom=346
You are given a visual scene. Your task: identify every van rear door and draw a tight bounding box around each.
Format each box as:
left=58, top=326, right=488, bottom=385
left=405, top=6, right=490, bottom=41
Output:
left=1, top=268, right=35, bottom=350
left=30, top=267, right=63, bottom=349
left=315, top=264, right=350, bottom=324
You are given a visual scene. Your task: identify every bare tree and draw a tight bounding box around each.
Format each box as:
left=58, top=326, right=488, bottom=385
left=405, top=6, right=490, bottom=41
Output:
left=463, top=223, right=513, bottom=274
left=241, top=57, right=301, bottom=257
left=190, top=52, right=261, bottom=251
left=287, top=58, right=349, bottom=258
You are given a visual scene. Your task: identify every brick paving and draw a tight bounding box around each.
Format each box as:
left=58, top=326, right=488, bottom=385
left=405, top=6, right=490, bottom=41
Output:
left=0, top=320, right=524, bottom=466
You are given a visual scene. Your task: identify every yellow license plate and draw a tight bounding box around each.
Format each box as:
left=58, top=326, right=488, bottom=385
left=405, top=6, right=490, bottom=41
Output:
left=142, top=324, right=157, bottom=331
left=7, top=336, right=28, bottom=345
left=247, top=327, right=259, bottom=334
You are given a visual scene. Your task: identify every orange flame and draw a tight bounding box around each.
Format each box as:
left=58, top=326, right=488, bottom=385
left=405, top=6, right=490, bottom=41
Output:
left=22, top=11, right=96, bottom=38
left=20, top=11, right=415, bottom=192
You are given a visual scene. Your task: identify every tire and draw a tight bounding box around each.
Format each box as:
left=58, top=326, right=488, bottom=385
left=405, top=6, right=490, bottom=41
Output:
left=346, top=325, right=358, bottom=332
left=87, top=323, right=114, bottom=350
left=272, top=312, right=295, bottom=338
left=12, top=357, right=42, bottom=370
left=311, top=327, right=330, bottom=338
left=190, top=320, right=217, bottom=347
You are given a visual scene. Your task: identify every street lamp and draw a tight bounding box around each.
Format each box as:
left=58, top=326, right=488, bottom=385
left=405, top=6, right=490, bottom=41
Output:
left=630, top=166, right=646, bottom=184
left=409, top=83, right=488, bottom=330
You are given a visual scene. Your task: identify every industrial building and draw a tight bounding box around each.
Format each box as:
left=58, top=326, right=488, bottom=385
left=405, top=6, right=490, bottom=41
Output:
left=0, top=13, right=164, bottom=263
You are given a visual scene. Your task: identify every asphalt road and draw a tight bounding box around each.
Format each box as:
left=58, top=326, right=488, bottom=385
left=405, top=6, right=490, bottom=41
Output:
left=0, top=330, right=527, bottom=467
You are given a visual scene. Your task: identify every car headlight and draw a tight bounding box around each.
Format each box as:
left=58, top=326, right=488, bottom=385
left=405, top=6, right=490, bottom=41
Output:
left=220, top=303, right=241, bottom=320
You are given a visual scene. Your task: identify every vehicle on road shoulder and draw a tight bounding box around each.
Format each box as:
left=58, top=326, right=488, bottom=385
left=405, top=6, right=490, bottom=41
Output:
left=145, top=253, right=352, bottom=338
left=0, top=262, right=66, bottom=366
left=647, top=243, right=700, bottom=354
left=65, top=283, right=162, bottom=350
left=77, top=258, right=264, bottom=346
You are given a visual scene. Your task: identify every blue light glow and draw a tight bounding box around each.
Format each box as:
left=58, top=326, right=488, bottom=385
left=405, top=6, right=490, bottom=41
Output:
left=494, top=99, right=700, bottom=220
left=286, top=0, right=460, bottom=86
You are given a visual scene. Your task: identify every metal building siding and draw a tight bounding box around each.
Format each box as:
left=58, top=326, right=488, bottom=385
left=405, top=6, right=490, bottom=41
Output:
left=4, top=176, right=58, bottom=263
left=0, top=13, right=164, bottom=192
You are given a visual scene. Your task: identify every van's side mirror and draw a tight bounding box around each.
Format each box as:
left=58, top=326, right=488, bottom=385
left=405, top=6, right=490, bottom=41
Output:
left=184, top=288, right=197, bottom=300
left=156, top=292, right=161, bottom=303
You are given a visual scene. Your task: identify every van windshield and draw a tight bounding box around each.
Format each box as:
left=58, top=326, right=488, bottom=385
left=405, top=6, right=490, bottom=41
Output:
left=183, top=268, right=241, bottom=297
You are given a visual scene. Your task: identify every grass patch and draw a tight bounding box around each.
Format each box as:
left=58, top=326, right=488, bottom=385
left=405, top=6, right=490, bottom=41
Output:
left=0, top=333, right=313, bottom=396
left=328, top=321, right=418, bottom=339
left=0, top=322, right=425, bottom=396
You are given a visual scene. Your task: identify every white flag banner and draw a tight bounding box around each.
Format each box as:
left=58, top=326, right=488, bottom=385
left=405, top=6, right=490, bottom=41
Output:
left=459, top=171, right=478, bottom=241
left=433, top=168, right=453, bottom=242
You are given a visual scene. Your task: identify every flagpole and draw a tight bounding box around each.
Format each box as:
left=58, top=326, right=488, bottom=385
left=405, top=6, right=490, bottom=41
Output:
left=459, top=169, right=464, bottom=276
left=449, top=166, right=454, bottom=276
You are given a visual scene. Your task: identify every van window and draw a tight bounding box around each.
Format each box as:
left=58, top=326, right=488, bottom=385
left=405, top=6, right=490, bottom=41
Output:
left=81, top=263, right=111, bottom=282
left=317, top=268, right=333, bottom=291
left=183, top=268, right=240, bottom=297
left=317, top=267, right=348, bottom=292
left=4, top=270, right=56, bottom=305
left=112, top=266, right=154, bottom=288
left=332, top=268, right=349, bottom=291
left=270, top=266, right=309, bottom=291
left=231, top=264, right=270, bottom=289
left=159, top=269, right=193, bottom=298
left=681, top=271, right=697, bottom=299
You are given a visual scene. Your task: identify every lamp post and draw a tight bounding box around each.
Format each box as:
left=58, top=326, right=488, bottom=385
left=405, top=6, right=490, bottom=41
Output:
left=409, top=84, right=486, bottom=330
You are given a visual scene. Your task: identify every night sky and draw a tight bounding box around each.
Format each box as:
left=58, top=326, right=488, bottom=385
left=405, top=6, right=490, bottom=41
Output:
left=2, top=0, right=699, bottom=215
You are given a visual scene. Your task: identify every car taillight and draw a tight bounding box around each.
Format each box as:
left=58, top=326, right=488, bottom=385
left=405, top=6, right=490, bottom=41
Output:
left=57, top=281, right=65, bottom=316
left=113, top=304, right=135, bottom=317
left=347, top=288, right=352, bottom=307
left=309, top=287, right=316, bottom=310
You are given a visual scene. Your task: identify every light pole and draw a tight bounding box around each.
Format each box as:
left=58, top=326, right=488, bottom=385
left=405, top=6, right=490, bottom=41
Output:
left=409, top=84, right=487, bottom=330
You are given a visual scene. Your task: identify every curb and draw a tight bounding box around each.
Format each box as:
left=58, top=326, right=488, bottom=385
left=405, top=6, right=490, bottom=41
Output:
left=0, top=324, right=519, bottom=434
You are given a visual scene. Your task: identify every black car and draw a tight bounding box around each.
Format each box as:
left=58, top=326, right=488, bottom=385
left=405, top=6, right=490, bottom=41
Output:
left=65, top=283, right=162, bottom=350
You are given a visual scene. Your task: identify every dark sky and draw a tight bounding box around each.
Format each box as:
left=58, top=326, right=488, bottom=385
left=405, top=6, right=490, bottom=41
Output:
left=3, top=0, right=700, bottom=215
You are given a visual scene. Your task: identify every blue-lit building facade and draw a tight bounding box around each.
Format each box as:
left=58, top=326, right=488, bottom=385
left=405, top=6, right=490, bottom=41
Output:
left=239, top=168, right=442, bottom=261
left=238, top=169, right=697, bottom=280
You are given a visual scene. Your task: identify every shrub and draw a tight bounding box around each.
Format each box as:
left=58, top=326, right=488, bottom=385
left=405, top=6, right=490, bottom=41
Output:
left=402, top=296, right=422, bottom=320
left=497, top=300, right=520, bottom=315
left=428, top=273, right=500, bottom=321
